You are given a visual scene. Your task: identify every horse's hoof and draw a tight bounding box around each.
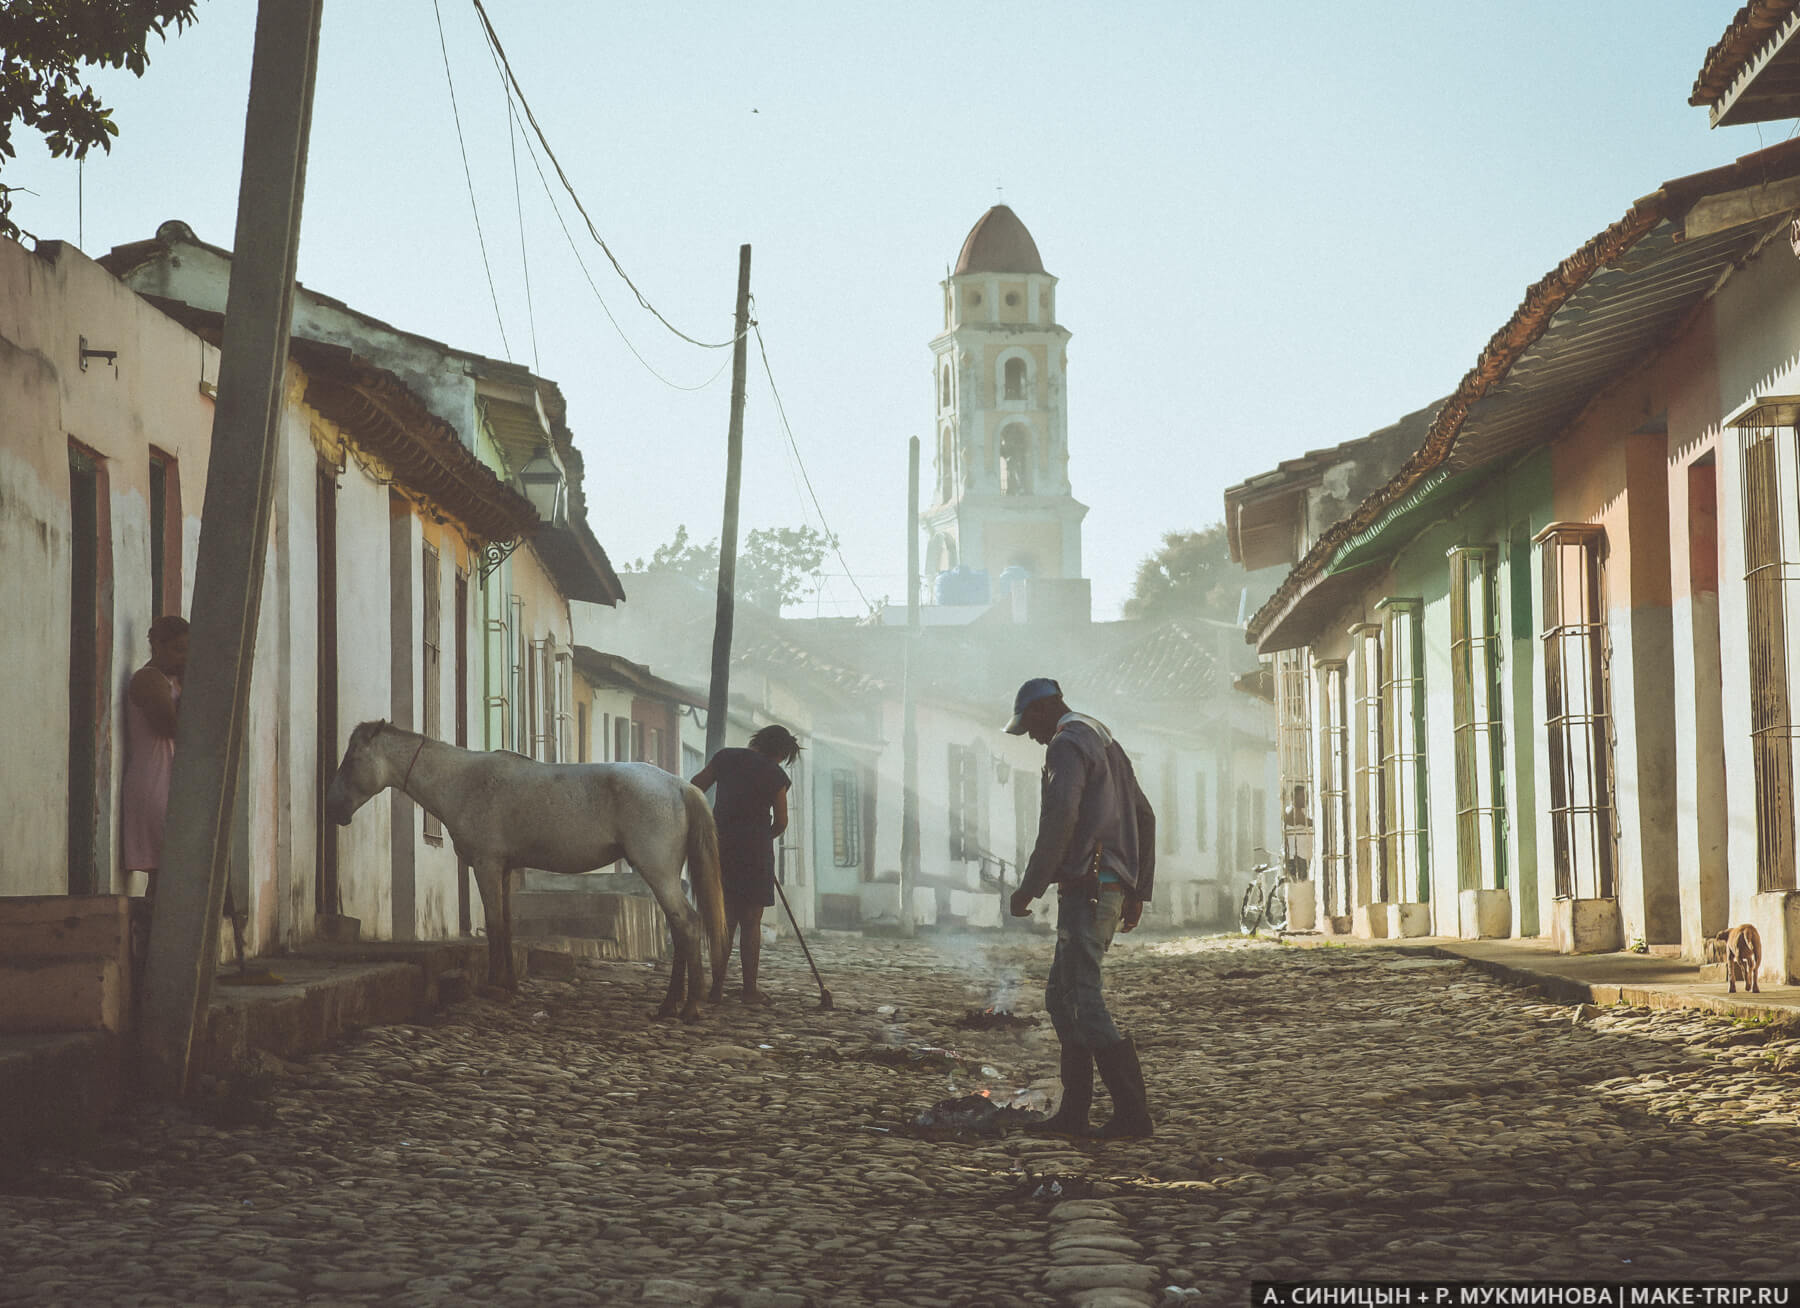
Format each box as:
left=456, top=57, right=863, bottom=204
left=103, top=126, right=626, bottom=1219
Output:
left=654, top=1004, right=679, bottom=1021
left=680, top=1007, right=704, bottom=1024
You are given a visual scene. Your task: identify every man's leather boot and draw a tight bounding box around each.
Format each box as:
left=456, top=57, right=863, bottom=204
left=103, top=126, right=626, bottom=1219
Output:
left=1024, top=1043, right=1093, bottom=1137
left=1093, top=1037, right=1153, bottom=1139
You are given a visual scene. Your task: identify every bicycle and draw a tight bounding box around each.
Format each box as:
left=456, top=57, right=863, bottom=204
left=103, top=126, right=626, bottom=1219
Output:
left=1237, top=846, right=1296, bottom=936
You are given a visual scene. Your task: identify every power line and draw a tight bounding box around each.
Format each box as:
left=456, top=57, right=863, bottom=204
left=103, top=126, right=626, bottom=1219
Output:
left=506, top=96, right=539, bottom=372
left=751, top=310, right=875, bottom=614
left=471, top=0, right=744, bottom=352
left=432, top=0, right=512, bottom=360
left=474, top=15, right=735, bottom=392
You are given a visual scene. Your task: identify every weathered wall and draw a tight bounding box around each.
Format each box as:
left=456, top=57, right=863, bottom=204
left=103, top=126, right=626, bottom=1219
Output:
left=0, top=238, right=218, bottom=897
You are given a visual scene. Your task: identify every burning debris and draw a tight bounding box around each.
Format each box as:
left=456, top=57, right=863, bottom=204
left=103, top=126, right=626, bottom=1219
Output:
left=909, top=1089, right=1049, bottom=1138
left=955, top=1007, right=1040, bottom=1032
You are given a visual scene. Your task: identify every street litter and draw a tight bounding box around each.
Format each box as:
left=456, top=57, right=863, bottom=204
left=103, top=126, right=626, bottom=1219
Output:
left=907, top=1087, right=1049, bottom=1137
left=955, top=1007, right=1039, bottom=1031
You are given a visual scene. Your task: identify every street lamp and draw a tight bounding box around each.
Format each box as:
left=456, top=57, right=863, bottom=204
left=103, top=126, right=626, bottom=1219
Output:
left=517, top=448, right=564, bottom=525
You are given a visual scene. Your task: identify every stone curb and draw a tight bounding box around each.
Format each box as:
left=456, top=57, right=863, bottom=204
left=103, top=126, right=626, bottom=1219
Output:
left=1282, top=933, right=1800, bottom=1027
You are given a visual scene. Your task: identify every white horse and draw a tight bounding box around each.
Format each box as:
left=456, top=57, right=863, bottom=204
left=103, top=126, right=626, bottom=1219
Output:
left=324, top=720, right=726, bottom=1021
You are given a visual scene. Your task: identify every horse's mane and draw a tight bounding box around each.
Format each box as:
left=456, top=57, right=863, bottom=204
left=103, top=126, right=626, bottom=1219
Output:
left=348, top=719, right=395, bottom=748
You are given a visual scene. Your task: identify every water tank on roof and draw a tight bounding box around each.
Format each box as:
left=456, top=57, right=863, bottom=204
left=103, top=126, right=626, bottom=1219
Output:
left=995, top=564, right=1032, bottom=598
left=934, top=566, right=991, bottom=607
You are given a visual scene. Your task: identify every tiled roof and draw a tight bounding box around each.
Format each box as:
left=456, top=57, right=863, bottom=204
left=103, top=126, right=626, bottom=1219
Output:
left=1691, top=0, right=1800, bottom=108
left=138, top=295, right=538, bottom=547
left=1065, top=619, right=1218, bottom=706
left=571, top=647, right=703, bottom=708
left=1248, top=137, right=1800, bottom=650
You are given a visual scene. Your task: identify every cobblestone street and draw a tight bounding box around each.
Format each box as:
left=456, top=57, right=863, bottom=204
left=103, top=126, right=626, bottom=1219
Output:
left=6, top=931, right=1800, bottom=1306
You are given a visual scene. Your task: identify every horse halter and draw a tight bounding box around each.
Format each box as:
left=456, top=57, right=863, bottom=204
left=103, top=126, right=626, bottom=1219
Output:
left=399, top=736, right=427, bottom=795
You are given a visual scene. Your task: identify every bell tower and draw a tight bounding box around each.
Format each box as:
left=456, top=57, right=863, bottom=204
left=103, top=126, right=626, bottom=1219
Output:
left=923, top=205, right=1087, bottom=591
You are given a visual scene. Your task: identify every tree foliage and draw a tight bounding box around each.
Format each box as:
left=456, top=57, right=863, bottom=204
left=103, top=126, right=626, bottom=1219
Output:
left=633, top=523, right=837, bottom=615
left=0, top=1, right=198, bottom=239
left=1124, top=523, right=1275, bottom=625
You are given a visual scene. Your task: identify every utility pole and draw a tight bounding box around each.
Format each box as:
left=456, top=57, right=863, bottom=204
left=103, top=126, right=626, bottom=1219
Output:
left=899, top=436, right=921, bottom=937
left=138, top=0, right=324, bottom=1096
left=705, top=244, right=752, bottom=761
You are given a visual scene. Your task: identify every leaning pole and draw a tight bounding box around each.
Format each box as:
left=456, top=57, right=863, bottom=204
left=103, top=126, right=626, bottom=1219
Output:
left=138, top=0, right=324, bottom=1096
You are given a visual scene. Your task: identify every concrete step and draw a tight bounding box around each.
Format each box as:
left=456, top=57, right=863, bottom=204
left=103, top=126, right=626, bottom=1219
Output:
left=0, top=952, right=127, bottom=1034
left=0, top=1031, right=121, bottom=1158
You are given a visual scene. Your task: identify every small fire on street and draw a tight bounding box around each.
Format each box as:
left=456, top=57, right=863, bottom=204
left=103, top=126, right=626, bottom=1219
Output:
left=954, top=1007, right=1040, bottom=1032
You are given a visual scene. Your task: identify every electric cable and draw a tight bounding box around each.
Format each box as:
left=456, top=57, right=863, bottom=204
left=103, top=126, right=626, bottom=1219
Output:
left=433, top=0, right=512, bottom=360
left=480, top=25, right=733, bottom=392
left=471, top=0, right=745, bottom=351
left=751, top=310, right=875, bottom=613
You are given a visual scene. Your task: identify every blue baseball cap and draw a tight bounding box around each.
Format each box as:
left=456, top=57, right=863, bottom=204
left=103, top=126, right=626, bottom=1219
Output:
left=1004, top=677, right=1063, bottom=734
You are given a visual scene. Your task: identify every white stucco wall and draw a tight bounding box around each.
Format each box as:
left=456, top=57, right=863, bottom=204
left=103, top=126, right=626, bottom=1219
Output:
left=0, top=237, right=220, bottom=897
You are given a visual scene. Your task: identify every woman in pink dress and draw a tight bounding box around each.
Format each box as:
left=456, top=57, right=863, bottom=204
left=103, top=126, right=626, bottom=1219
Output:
left=122, top=615, right=188, bottom=896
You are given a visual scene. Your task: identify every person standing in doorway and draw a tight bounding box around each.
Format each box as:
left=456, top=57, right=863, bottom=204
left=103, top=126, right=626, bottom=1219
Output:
left=122, top=615, right=189, bottom=898
left=690, top=724, right=799, bottom=1006
left=1005, top=677, right=1157, bottom=1139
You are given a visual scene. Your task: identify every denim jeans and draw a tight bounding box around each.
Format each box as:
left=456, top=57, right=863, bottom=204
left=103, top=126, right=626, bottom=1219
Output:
left=1044, top=884, right=1126, bottom=1049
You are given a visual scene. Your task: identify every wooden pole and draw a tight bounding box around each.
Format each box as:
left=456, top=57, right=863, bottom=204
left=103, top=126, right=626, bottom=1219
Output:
left=899, top=436, right=921, bottom=937
left=138, top=0, right=324, bottom=1096
left=705, top=244, right=752, bottom=761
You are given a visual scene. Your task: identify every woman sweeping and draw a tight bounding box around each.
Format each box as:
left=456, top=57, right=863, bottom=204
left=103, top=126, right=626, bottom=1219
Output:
left=689, top=724, right=800, bottom=1006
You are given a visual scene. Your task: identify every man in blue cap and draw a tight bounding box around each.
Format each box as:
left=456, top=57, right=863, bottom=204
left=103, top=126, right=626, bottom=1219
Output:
left=1005, top=677, right=1156, bottom=1139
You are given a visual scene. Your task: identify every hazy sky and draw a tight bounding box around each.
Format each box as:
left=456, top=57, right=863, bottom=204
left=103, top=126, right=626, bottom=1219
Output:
left=4, top=3, right=1774, bottom=619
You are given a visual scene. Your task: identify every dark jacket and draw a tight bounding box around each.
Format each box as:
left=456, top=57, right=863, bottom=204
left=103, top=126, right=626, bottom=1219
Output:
left=1018, top=714, right=1156, bottom=903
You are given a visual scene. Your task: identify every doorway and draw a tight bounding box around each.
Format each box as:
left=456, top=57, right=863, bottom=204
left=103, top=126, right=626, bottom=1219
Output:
left=67, top=444, right=101, bottom=895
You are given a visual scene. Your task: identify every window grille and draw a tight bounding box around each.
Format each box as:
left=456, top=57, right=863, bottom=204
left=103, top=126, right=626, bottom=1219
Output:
left=554, top=650, right=573, bottom=764
left=1162, top=756, right=1180, bottom=854
left=1235, top=783, right=1253, bottom=871
left=947, top=743, right=980, bottom=860
left=1536, top=523, right=1616, bottom=900
left=1350, top=621, right=1388, bottom=903
left=1316, top=659, right=1350, bottom=917
left=1379, top=598, right=1429, bottom=902
left=832, top=768, right=862, bottom=867
left=779, top=753, right=804, bottom=886
left=482, top=588, right=513, bottom=752
left=1276, top=648, right=1313, bottom=832
left=1016, top=775, right=1040, bottom=871
left=510, top=595, right=526, bottom=755
left=1739, top=422, right=1800, bottom=892
left=1449, top=546, right=1506, bottom=892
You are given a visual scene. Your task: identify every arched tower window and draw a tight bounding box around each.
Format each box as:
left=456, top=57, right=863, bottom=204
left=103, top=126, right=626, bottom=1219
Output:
left=940, top=367, right=951, bottom=410
left=999, top=426, right=1032, bottom=495
left=1003, top=357, right=1027, bottom=403
left=938, top=426, right=955, bottom=503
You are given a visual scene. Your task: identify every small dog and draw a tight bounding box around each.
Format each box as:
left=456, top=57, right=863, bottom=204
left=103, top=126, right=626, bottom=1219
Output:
left=1712, top=924, right=1762, bottom=994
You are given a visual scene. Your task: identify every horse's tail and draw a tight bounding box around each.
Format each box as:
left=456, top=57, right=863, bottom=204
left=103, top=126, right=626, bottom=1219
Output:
left=682, top=783, right=727, bottom=989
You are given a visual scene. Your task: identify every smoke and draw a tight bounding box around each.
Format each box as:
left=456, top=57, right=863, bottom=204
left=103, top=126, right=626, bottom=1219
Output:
left=927, top=931, right=1026, bottom=1011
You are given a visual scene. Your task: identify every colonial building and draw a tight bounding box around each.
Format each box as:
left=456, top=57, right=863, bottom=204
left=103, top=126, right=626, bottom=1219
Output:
left=924, top=205, right=1090, bottom=623
left=1222, top=7, right=1800, bottom=986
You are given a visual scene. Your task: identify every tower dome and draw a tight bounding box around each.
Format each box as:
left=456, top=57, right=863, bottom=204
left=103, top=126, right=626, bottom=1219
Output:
left=953, top=205, right=1046, bottom=276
